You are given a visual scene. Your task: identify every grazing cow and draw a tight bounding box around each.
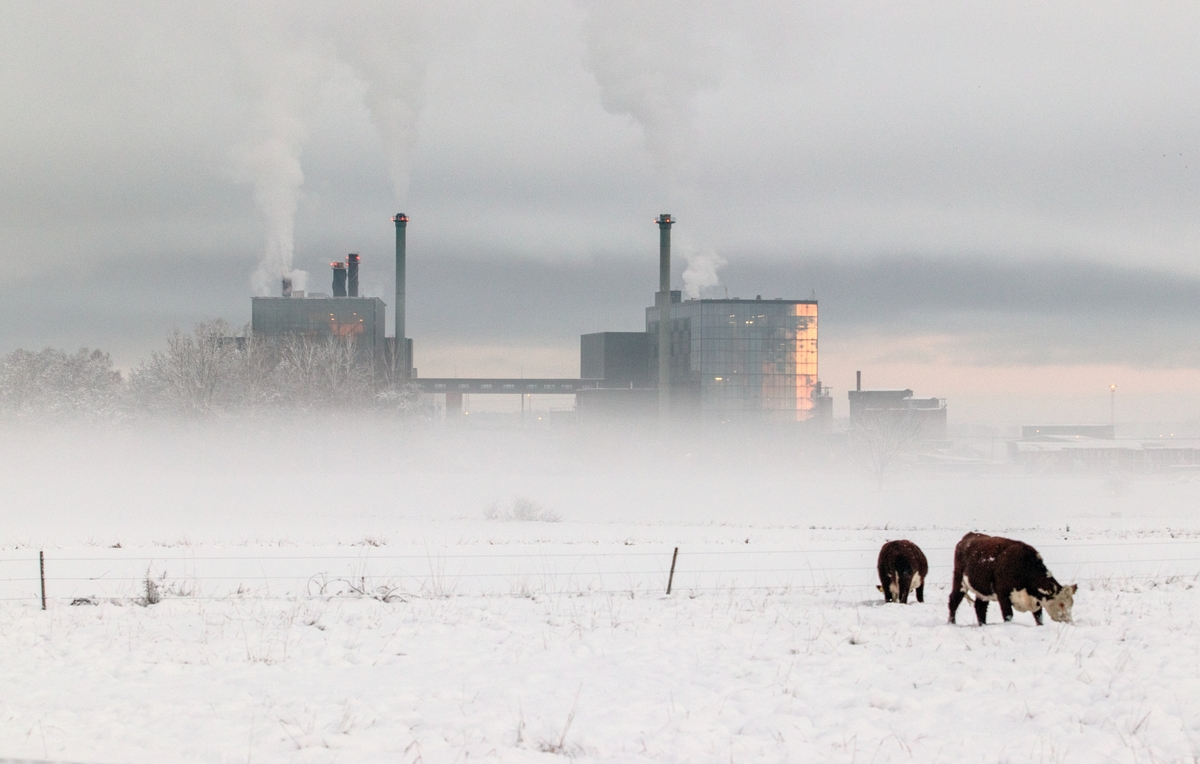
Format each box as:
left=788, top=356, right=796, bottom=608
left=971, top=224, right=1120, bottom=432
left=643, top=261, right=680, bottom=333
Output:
left=877, top=540, right=928, bottom=604
left=948, top=532, right=1077, bottom=625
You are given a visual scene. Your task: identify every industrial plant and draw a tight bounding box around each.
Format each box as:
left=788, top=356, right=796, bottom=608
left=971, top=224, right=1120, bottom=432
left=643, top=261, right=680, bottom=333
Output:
left=250, top=213, right=837, bottom=426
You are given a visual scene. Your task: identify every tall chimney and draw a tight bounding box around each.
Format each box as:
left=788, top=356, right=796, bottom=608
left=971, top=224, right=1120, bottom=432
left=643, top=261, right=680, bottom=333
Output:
left=856, top=370, right=861, bottom=392
left=655, top=214, right=674, bottom=421
left=281, top=275, right=293, bottom=298
left=393, top=213, right=409, bottom=378
left=657, top=214, right=673, bottom=294
left=331, top=261, right=347, bottom=297
left=346, top=253, right=360, bottom=297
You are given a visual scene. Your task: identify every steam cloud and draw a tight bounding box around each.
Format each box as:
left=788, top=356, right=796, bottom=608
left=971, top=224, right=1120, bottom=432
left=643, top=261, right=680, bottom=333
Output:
left=237, top=96, right=311, bottom=297
left=232, top=3, right=427, bottom=296
left=581, top=0, right=725, bottom=293
left=330, top=2, right=427, bottom=206
left=681, top=242, right=727, bottom=299
left=580, top=0, right=718, bottom=188
left=231, top=10, right=323, bottom=298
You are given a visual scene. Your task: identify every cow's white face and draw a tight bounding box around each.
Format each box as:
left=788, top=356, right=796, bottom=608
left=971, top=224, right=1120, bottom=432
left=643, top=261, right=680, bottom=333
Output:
left=1042, top=584, right=1076, bottom=623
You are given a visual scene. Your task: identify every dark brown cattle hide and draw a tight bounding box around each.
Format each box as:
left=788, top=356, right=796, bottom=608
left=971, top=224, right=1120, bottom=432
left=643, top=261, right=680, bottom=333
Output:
left=948, top=532, right=1076, bottom=625
left=877, top=540, right=928, bottom=604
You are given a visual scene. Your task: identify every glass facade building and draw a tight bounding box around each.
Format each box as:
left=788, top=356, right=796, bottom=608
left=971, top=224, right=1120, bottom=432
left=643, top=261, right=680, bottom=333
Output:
left=647, top=298, right=818, bottom=422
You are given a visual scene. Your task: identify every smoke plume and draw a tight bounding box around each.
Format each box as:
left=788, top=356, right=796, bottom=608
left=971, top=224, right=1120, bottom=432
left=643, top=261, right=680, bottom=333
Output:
left=681, top=242, right=726, bottom=299
left=579, top=0, right=719, bottom=188
left=230, top=7, right=325, bottom=298
left=581, top=0, right=723, bottom=292
left=328, top=2, right=427, bottom=206
left=233, top=3, right=427, bottom=297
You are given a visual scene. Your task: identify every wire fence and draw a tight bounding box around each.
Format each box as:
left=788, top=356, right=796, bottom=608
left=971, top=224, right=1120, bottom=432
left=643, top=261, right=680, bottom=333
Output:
left=1, top=540, right=1198, bottom=605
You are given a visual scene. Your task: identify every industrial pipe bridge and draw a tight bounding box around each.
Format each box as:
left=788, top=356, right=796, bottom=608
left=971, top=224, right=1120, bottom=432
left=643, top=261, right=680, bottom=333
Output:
left=413, top=378, right=604, bottom=394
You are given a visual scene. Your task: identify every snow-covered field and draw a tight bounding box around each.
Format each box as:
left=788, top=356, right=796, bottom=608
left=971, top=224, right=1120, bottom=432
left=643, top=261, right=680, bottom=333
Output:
left=2, top=421, right=1200, bottom=762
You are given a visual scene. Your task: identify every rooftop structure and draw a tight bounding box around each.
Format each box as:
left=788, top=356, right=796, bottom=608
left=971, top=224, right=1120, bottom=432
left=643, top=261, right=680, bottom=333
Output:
left=847, top=374, right=947, bottom=441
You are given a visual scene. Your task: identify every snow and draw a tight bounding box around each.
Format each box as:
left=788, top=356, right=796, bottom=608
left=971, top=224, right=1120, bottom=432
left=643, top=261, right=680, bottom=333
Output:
left=2, top=421, right=1200, bottom=762
left=3, top=573, right=1199, bottom=762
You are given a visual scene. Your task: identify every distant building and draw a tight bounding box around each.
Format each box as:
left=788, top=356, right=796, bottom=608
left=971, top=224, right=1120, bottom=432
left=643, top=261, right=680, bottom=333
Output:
left=646, top=297, right=820, bottom=423
left=1009, top=435, right=1200, bottom=471
left=848, top=387, right=947, bottom=440
left=251, top=296, right=387, bottom=361
left=580, top=332, right=651, bottom=388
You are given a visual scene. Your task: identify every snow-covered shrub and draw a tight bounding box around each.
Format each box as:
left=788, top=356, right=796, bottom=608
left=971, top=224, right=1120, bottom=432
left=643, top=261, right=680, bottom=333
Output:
left=484, top=496, right=561, bottom=523
left=375, top=382, right=435, bottom=418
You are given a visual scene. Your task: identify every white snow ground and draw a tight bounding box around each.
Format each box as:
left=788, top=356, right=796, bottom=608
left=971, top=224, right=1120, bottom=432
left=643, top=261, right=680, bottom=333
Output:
left=2, top=421, right=1199, bottom=762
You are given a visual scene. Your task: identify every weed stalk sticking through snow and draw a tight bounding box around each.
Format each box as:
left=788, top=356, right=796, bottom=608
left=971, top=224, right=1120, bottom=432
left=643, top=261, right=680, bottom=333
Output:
left=140, top=568, right=161, bottom=606
left=537, top=683, right=582, bottom=755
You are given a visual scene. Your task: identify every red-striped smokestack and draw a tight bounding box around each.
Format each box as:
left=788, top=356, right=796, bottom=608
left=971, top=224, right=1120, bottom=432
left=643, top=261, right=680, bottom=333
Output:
left=347, top=253, right=360, bottom=297
left=331, top=261, right=347, bottom=297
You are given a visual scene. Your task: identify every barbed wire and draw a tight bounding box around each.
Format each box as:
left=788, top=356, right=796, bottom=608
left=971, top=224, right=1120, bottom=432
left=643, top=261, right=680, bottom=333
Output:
left=1, top=537, right=1199, bottom=564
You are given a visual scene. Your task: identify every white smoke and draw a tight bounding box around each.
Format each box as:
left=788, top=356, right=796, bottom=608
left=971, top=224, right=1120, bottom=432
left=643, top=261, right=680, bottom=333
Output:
left=681, top=243, right=726, bottom=300
left=238, top=124, right=307, bottom=296
left=232, top=3, right=427, bottom=297
left=328, top=1, right=427, bottom=206
left=230, top=6, right=326, bottom=297
left=581, top=0, right=724, bottom=293
left=579, top=0, right=719, bottom=188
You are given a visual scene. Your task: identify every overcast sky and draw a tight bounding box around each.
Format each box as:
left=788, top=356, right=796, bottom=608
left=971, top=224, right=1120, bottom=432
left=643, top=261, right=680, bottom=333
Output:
left=3, top=1, right=1199, bottom=423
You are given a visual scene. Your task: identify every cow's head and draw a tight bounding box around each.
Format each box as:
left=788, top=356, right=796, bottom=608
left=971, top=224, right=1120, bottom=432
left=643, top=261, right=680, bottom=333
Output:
left=1040, top=583, right=1077, bottom=623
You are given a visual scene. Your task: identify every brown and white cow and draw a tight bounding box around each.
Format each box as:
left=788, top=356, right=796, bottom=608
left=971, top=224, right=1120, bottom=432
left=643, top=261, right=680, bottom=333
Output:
left=948, top=532, right=1076, bottom=625
left=877, top=540, right=928, bottom=604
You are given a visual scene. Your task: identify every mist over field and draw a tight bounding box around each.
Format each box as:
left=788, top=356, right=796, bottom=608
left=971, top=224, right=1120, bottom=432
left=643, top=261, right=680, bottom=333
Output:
left=5, top=1, right=1200, bottom=761
left=2, top=415, right=1196, bottom=547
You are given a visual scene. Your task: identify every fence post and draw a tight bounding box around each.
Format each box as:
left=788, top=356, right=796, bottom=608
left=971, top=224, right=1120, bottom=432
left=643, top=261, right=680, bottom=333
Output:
left=666, top=547, right=678, bottom=595
left=39, top=550, right=46, bottom=610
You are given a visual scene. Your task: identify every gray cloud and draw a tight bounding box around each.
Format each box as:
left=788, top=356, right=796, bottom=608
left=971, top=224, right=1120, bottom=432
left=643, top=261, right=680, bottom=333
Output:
left=5, top=246, right=1198, bottom=373
left=3, top=1, right=1200, bottom=382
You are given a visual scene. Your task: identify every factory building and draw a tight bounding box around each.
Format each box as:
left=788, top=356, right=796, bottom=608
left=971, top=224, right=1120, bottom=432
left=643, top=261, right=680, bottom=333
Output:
left=645, top=297, right=819, bottom=422
left=249, top=211, right=824, bottom=425
left=579, top=214, right=824, bottom=424
left=848, top=372, right=947, bottom=440
left=251, top=252, right=387, bottom=362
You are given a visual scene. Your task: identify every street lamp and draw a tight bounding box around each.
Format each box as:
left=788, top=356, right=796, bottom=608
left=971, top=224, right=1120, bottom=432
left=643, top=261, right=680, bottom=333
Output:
left=1110, top=384, right=1117, bottom=433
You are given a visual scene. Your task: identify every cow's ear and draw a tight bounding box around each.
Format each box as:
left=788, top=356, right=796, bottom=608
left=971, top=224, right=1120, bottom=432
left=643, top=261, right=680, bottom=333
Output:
left=1068, top=584, right=1077, bottom=594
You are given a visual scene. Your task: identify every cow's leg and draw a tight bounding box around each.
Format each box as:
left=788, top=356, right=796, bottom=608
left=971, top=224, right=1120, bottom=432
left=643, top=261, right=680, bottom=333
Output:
left=881, top=573, right=893, bottom=602
left=998, top=595, right=1015, bottom=622
left=1032, top=606, right=1044, bottom=626
left=974, top=597, right=989, bottom=625
left=948, top=587, right=966, bottom=623
left=915, top=583, right=925, bottom=603
left=898, top=572, right=912, bottom=605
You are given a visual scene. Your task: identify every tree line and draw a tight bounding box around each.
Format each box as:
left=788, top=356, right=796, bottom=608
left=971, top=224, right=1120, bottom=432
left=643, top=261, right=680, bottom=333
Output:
left=0, top=321, right=426, bottom=421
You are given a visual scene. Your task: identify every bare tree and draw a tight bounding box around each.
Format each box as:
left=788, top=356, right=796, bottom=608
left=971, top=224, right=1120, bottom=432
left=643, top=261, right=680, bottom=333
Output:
left=275, top=333, right=372, bottom=408
left=132, top=320, right=237, bottom=416
left=850, top=407, right=924, bottom=490
left=228, top=328, right=283, bottom=409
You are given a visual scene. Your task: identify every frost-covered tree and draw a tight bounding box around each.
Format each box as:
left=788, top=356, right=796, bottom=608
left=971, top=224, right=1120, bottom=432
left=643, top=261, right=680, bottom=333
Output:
left=228, top=329, right=284, bottom=409
left=0, top=347, right=123, bottom=420
left=274, top=333, right=373, bottom=408
left=131, top=320, right=238, bottom=416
